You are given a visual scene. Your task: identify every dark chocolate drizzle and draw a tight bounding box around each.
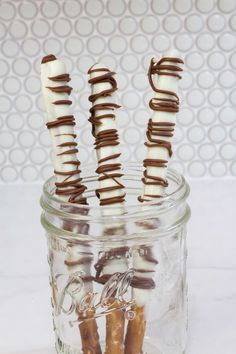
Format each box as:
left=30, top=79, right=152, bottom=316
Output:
left=88, top=65, right=125, bottom=206
left=138, top=56, right=183, bottom=203
left=42, top=54, right=87, bottom=205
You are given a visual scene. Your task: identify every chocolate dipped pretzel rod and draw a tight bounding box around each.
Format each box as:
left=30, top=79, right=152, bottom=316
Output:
left=88, top=63, right=128, bottom=354
left=41, top=55, right=101, bottom=354
left=125, top=50, right=184, bottom=354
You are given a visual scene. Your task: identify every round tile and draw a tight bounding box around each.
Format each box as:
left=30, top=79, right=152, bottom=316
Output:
left=29, top=147, right=47, bottom=165
left=179, top=71, right=194, bottom=90
left=230, top=89, right=236, bottom=105
left=229, top=14, right=236, bottom=31
left=186, top=89, right=205, bottom=107
left=41, top=0, right=60, bottom=18
left=219, top=106, right=236, bottom=125
left=218, top=0, right=236, bottom=13
left=0, top=59, right=9, bottom=77
left=218, top=32, right=236, bottom=51
left=163, top=15, right=182, bottom=33
left=77, top=55, right=95, bottom=73
left=121, top=54, right=139, bottom=72
left=198, top=144, right=216, bottom=161
left=22, top=38, right=41, bottom=57
left=134, top=109, right=150, bottom=127
left=107, top=0, right=126, bottom=16
left=174, top=0, right=192, bottom=14
left=43, top=38, right=62, bottom=56
left=175, top=33, right=193, bottom=52
left=0, top=1, right=16, bottom=20
left=177, top=144, right=195, bottom=161
left=21, top=165, right=39, bottom=182
left=179, top=107, right=194, bottom=126
left=197, top=70, right=215, bottom=89
left=85, top=0, right=104, bottom=17
left=18, top=130, right=36, bottom=148
left=65, top=37, right=84, bottom=56
left=123, top=127, right=141, bottom=145
left=141, top=15, right=160, bottom=34
left=116, top=72, right=129, bottom=91
left=169, top=161, right=185, bottom=174
left=188, top=161, right=206, bottom=177
left=97, top=17, right=115, bottom=35
left=99, top=55, right=117, bottom=71
left=186, top=52, right=204, bottom=70
left=63, top=0, right=82, bottom=17
left=208, top=125, right=226, bottom=143
left=218, top=70, right=236, bottom=88
left=129, top=0, right=148, bottom=15
left=116, top=109, right=130, bottom=128
left=53, top=18, right=72, bottom=37
left=119, top=16, right=137, bottom=35
left=19, top=1, right=38, bottom=19
left=187, top=125, right=205, bottom=144
left=9, top=148, right=27, bottom=165
left=152, top=34, right=170, bottom=52
left=208, top=88, right=226, bottom=107
left=109, top=35, right=128, bottom=54
left=24, top=76, right=41, bottom=94
left=185, top=14, right=204, bottom=32
left=9, top=20, right=28, bottom=39
left=1, top=166, right=18, bottom=182
left=15, top=95, right=33, bottom=113
left=207, top=52, right=226, bottom=70
left=121, top=91, right=140, bottom=109
left=230, top=125, right=236, bottom=141
left=220, top=143, right=236, bottom=160
left=209, top=160, right=227, bottom=177
left=27, top=112, right=45, bottom=130
left=132, top=72, right=149, bottom=91
left=131, top=35, right=149, bottom=53
left=39, top=130, right=51, bottom=147
left=87, top=36, right=106, bottom=55
left=198, top=107, right=216, bottom=125
left=207, top=13, right=226, bottom=32
left=7, top=113, right=24, bottom=131
left=75, top=17, right=94, bottom=36
left=32, top=19, right=50, bottom=38
left=196, top=32, right=215, bottom=51
left=0, top=131, right=15, bottom=148
left=2, top=39, right=19, bottom=57
left=151, top=0, right=170, bottom=14
left=196, top=0, right=215, bottom=12
left=3, top=76, right=21, bottom=95
left=0, top=95, right=11, bottom=113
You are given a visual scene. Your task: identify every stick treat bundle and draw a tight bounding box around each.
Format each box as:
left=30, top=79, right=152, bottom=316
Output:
left=41, top=49, right=184, bottom=354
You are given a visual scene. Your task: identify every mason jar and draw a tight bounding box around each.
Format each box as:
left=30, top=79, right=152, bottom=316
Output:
left=40, top=164, right=190, bottom=354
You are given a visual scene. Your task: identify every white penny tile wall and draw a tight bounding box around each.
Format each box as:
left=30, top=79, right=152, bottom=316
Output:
left=0, top=0, right=236, bottom=182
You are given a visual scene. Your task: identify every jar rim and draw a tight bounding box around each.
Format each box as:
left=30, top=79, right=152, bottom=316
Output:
left=41, top=163, right=190, bottom=221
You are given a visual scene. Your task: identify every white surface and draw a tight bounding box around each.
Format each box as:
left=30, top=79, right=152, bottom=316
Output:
left=0, top=180, right=236, bottom=354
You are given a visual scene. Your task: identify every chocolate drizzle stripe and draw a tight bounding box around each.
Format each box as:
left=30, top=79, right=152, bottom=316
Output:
left=43, top=59, right=87, bottom=205
left=88, top=66, right=125, bottom=206
left=53, top=100, right=72, bottom=105
left=139, top=56, right=183, bottom=203
left=46, top=85, right=72, bottom=94
left=41, top=54, right=56, bottom=64
left=48, top=74, right=71, bottom=82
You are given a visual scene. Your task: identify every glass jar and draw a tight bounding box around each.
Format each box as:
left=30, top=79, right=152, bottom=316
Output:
left=40, top=164, right=190, bottom=354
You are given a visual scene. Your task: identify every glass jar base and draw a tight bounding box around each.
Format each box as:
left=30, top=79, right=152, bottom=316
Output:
left=55, top=335, right=185, bottom=354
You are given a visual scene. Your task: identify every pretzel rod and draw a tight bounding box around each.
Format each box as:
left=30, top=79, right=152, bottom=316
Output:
left=41, top=55, right=101, bottom=354
left=125, top=50, right=184, bottom=354
left=88, top=63, right=128, bottom=354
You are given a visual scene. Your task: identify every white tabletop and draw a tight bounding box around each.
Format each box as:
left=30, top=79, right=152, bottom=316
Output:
left=0, top=180, right=235, bottom=354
